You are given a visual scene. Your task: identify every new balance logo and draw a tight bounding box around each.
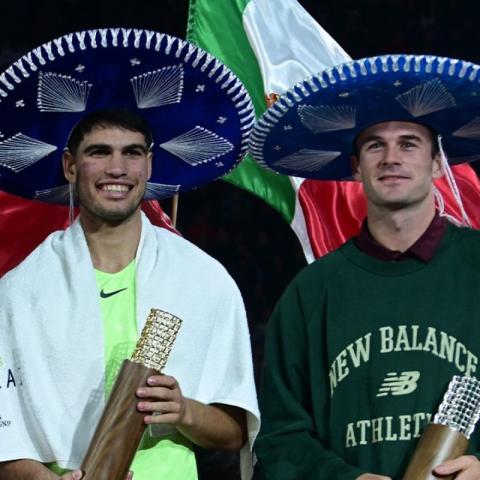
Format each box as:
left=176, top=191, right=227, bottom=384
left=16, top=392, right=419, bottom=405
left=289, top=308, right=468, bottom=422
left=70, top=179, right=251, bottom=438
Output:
left=376, top=371, right=420, bottom=397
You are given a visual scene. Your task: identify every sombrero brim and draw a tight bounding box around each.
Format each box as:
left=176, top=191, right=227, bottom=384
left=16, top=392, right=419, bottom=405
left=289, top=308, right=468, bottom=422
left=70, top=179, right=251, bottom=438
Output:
left=249, top=54, right=480, bottom=180
left=0, top=28, right=254, bottom=203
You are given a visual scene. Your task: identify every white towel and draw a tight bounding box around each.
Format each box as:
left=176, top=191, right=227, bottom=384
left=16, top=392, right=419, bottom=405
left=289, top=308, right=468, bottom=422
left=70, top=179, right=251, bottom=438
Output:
left=0, top=213, right=259, bottom=478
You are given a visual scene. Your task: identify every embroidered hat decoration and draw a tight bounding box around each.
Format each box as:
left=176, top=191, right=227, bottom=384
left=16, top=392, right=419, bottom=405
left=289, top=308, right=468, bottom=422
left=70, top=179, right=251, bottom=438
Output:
left=0, top=28, right=254, bottom=203
left=249, top=54, right=480, bottom=180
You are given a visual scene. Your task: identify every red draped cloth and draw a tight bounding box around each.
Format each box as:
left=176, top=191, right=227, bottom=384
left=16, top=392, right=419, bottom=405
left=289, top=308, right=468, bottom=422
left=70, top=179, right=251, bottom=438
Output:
left=0, top=193, right=177, bottom=276
left=1, top=163, right=480, bottom=275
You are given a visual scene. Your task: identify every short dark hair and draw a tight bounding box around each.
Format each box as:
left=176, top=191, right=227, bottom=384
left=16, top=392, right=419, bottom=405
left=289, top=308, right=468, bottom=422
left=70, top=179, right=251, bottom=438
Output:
left=66, top=108, right=153, bottom=154
left=352, top=123, right=440, bottom=159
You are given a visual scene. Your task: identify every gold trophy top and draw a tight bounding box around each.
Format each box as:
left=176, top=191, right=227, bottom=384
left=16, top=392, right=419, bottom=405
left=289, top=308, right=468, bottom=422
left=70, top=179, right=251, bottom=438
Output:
left=131, top=309, right=182, bottom=372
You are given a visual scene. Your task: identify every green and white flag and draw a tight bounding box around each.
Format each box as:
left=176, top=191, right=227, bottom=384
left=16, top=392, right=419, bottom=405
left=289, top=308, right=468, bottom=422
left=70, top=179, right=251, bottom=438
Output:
left=187, top=0, right=297, bottom=222
left=186, top=0, right=360, bottom=262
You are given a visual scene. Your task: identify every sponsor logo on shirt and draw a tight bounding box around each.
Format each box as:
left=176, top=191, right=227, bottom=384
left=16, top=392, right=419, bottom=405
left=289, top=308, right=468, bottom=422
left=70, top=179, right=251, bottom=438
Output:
left=331, top=326, right=478, bottom=450
left=329, top=325, right=477, bottom=397
left=0, top=416, right=11, bottom=428
left=345, top=411, right=432, bottom=447
left=100, top=287, right=128, bottom=299
left=0, top=356, right=20, bottom=390
left=376, top=371, right=420, bottom=397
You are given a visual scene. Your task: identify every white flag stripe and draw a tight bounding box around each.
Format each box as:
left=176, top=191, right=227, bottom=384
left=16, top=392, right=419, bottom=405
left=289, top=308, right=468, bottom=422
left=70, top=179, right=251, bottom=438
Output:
left=243, top=0, right=350, bottom=97
left=243, top=0, right=351, bottom=262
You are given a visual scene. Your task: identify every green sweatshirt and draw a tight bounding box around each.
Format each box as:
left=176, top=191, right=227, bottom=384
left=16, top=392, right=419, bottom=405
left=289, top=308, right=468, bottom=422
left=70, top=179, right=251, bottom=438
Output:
left=257, top=224, right=480, bottom=479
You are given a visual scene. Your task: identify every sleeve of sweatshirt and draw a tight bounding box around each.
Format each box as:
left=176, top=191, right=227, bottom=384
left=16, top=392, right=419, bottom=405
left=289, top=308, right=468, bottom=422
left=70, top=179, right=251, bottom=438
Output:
left=255, top=278, right=368, bottom=480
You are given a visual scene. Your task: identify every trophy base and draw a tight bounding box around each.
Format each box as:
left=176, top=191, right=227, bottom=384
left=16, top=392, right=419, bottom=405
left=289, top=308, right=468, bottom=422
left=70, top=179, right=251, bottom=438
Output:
left=402, top=423, right=468, bottom=480
left=81, top=359, right=159, bottom=480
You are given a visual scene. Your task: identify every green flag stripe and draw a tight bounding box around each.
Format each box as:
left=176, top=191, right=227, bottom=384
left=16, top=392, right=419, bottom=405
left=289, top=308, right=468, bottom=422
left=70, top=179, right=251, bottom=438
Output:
left=187, top=0, right=296, bottom=222
left=187, top=0, right=264, bottom=114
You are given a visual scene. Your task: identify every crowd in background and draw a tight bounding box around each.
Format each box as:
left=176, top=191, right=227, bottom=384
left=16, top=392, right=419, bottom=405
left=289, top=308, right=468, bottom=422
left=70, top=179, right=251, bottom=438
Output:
left=1, top=1, right=479, bottom=477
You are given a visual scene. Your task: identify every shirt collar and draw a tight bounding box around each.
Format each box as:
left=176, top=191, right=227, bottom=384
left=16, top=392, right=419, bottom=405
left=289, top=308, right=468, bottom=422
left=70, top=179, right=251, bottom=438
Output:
left=354, top=212, right=446, bottom=262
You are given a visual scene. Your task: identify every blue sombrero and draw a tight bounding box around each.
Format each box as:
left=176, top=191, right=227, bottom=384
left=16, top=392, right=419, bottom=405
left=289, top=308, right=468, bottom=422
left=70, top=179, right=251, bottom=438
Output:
left=249, top=54, right=480, bottom=180
left=0, top=28, right=254, bottom=203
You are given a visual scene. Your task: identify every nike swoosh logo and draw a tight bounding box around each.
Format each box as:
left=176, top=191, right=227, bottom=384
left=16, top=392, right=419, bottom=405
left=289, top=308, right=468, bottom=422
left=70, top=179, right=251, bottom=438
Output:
left=100, top=288, right=128, bottom=298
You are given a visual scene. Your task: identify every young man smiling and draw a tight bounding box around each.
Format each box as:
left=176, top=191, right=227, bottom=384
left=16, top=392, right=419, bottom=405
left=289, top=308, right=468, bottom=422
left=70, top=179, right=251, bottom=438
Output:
left=62, top=115, right=154, bottom=273
left=0, top=29, right=259, bottom=480
left=65, top=125, right=153, bottom=228
left=352, top=121, right=444, bottom=256
left=250, top=55, right=480, bottom=479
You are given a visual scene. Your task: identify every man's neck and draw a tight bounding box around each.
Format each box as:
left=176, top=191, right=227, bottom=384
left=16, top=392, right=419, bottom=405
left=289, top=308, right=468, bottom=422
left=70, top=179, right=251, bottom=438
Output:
left=80, top=210, right=142, bottom=273
left=366, top=201, right=436, bottom=253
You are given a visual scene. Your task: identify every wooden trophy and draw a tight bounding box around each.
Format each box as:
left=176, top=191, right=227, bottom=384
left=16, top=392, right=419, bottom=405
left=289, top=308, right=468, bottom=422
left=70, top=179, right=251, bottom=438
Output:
left=81, top=308, right=182, bottom=479
left=403, top=375, right=480, bottom=480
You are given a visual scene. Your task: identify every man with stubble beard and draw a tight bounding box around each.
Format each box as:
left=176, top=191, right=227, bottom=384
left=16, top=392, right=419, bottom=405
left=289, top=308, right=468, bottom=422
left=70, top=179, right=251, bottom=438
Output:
left=250, top=54, right=480, bottom=479
left=0, top=28, right=259, bottom=480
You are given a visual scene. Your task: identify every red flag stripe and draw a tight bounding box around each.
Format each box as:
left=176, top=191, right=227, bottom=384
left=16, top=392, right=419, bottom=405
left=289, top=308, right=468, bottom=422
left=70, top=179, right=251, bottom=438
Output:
left=298, top=164, right=480, bottom=259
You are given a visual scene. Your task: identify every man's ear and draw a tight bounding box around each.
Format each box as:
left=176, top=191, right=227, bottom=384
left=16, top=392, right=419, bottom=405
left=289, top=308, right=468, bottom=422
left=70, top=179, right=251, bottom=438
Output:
left=351, top=155, right=361, bottom=181
left=62, top=149, right=76, bottom=183
left=432, top=152, right=444, bottom=180
left=147, top=151, right=153, bottom=181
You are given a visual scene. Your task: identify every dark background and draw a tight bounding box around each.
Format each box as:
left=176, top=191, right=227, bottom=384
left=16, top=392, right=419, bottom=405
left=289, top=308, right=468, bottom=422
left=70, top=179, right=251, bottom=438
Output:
left=1, top=1, right=479, bottom=478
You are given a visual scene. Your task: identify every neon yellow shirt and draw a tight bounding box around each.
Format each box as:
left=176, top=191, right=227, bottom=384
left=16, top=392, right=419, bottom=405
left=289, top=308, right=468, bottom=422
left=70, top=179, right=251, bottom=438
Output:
left=48, top=261, right=197, bottom=479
